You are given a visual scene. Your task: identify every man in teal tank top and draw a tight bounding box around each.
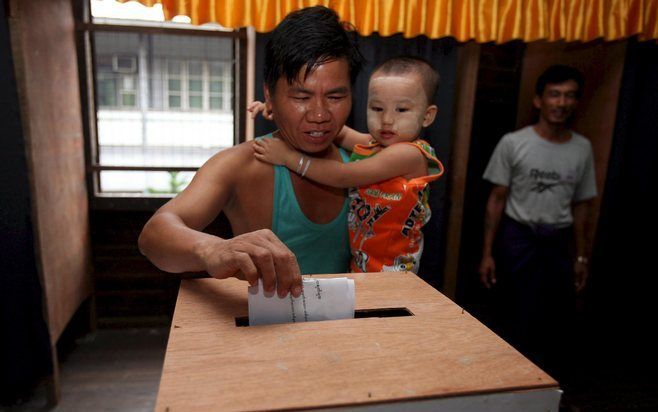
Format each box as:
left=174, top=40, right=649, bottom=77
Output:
left=260, top=133, right=352, bottom=274
left=139, top=6, right=364, bottom=298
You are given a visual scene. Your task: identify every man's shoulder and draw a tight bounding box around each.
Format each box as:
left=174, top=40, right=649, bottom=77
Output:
left=203, top=141, right=249, bottom=169
left=200, top=141, right=272, bottom=183
left=202, top=141, right=274, bottom=219
left=492, top=126, right=532, bottom=152
left=569, top=131, right=593, bottom=149
left=505, top=125, right=535, bottom=141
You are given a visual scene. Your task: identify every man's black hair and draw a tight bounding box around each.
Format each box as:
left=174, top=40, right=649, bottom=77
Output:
left=535, top=65, right=585, bottom=98
left=371, top=56, right=440, bottom=104
left=264, top=6, right=364, bottom=92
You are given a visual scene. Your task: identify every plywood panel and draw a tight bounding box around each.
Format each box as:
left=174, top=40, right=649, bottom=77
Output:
left=156, top=273, right=557, bottom=411
left=443, top=42, right=480, bottom=299
left=10, top=0, right=92, bottom=344
left=516, top=40, right=627, bottom=239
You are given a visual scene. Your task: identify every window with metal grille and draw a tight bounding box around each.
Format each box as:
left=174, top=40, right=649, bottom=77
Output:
left=79, top=0, right=248, bottom=204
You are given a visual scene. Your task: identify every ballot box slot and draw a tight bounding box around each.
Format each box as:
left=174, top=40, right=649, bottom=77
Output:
left=234, top=307, right=413, bottom=327
left=354, top=307, right=413, bottom=318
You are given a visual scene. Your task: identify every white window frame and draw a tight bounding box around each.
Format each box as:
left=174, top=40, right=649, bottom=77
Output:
left=96, top=53, right=139, bottom=109
left=164, top=60, right=233, bottom=112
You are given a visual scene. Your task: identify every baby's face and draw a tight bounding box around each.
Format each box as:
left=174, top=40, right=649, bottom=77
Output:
left=367, top=72, right=435, bottom=146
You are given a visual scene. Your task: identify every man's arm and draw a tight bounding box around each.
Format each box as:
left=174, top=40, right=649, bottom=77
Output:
left=254, top=138, right=425, bottom=188
left=138, top=145, right=302, bottom=298
left=479, top=185, right=509, bottom=289
left=572, top=198, right=593, bottom=292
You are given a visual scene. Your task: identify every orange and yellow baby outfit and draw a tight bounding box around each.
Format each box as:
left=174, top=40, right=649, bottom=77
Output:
left=348, top=139, right=444, bottom=273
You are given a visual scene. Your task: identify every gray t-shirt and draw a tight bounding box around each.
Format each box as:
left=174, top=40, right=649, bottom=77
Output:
left=483, top=126, right=597, bottom=228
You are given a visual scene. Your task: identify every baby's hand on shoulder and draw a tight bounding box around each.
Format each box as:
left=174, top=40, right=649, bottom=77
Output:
left=253, top=138, right=296, bottom=167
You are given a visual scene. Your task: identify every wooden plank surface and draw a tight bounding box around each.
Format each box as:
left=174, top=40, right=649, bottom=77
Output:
left=443, top=41, right=481, bottom=299
left=156, top=273, right=557, bottom=411
left=9, top=0, right=92, bottom=404
left=9, top=0, right=92, bottom=344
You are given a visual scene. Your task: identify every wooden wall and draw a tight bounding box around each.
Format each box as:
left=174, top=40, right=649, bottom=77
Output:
left=452, top=42, right=526, bottom=306
left=0, top=0, right=52, bottom=401
left=8, top=0, right=92, bottom=345
left=91, top=211, right=179, bottom=326
left=442, top=42, right=480, bottom=299
left=90, top=209, right=231, bottom=326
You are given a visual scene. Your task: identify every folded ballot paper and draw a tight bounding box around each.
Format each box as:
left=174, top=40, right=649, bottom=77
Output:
left=248, top=277, right=355, bottom=326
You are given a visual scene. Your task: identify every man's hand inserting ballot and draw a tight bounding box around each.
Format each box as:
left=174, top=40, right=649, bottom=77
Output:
left=196, top=229, right=303, bottom=298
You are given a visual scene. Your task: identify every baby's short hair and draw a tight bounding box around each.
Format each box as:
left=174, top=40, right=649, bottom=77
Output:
left=371, top=56, right=440, bottom=105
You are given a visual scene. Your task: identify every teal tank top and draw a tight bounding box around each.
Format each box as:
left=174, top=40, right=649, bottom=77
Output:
left=262, top=134, right=351, bottom=274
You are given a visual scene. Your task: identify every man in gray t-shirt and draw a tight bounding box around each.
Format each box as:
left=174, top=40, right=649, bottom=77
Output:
left=483, top=125, right=597, bottom=229
left=478, top=65, right=597, bottom=382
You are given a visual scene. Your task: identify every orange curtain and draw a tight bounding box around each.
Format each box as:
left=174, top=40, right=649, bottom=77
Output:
left=123, top=0, right=658, bottom=42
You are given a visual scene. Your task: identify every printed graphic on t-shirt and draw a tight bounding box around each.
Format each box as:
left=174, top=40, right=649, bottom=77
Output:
left=382, top=254, right=417, bottom=272
left=400, top=190, right=427, bottom=248
left=529, top=168, right=574, bottom=193
left=353, top=250, right=369, bottom=273
left=349, top=190, right=392, bottom=245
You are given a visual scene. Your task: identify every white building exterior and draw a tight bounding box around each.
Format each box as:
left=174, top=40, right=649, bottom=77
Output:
left=91, top=1, right=236, bottom=194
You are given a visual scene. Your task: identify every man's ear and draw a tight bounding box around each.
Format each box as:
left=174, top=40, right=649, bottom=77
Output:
left=263, top=84, right=273, bottom=112
left=533, top=95, right=542, bottom=109
left=422, top=105, right=438, bottom=128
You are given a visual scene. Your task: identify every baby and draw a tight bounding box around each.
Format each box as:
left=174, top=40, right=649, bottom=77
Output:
left=252, top=56, right=444, bottom=273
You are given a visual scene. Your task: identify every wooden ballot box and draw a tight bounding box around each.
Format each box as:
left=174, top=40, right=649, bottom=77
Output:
left=155, top=273, right=560, bottom=411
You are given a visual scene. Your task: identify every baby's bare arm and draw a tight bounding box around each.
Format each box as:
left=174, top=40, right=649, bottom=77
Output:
left=334, top=126, right=371, bottom=151
left=257, top=143, right=424, bottom=188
